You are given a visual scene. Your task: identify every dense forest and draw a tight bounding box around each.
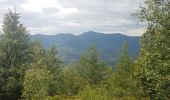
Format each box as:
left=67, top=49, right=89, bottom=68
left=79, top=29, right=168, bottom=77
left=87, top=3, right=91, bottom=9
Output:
left=0, top=0, right=169, bottom=100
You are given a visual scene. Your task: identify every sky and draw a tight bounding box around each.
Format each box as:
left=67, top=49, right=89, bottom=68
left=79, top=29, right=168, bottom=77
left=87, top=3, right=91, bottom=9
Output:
left=0, top=0, right=146, bottom=36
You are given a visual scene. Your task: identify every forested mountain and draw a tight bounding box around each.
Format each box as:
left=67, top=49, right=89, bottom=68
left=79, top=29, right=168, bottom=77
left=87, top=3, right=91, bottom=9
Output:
left=31, top=31, right=140, bottom=64
left=0, top=0, right=169, bottom=99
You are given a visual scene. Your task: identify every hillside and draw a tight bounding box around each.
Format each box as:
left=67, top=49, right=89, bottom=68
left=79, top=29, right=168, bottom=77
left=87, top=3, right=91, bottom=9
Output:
left=31, top=31, right=140, bottom=64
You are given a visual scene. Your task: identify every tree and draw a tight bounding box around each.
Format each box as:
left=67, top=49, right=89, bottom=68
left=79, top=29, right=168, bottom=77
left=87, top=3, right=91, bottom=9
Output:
left=27, top=42, right=64, bottom=96
left=45, top=46, right=63, bottom=96
left=62, top=62, right=88, bottom=95
left=22, top=67, right=52, bottom=100
left=109, top=43, right=135, bottom=97
left=45, top=46, right=62, bottom=75
left=0, top=10, right=30, bottom=67
left=29, top=41, right=46, bottom=67
left=0, top=10, right=30, bottom=99
left=134, top=0, right=170, bottom=99
left=79, top=44, right=112, bottom=85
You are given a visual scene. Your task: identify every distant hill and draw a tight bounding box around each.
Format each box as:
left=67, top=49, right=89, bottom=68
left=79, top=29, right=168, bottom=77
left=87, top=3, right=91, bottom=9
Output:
left=31, top=31, right=140, bottom=64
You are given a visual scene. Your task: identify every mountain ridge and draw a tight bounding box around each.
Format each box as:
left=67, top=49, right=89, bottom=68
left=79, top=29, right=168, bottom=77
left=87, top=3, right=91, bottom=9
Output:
left=31, top=31, right=140, bottom=64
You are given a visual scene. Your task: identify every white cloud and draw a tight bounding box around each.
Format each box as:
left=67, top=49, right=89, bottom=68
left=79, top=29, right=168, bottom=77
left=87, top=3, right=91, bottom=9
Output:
left=0, top=0, right=145, bottom=36
left=21, top=0, right=59, bottom=12
left=126, top=27, right=146, bottom=36
left=21, top=0, right=79, bottom=15
left=28, top=25, right=57, bottom=35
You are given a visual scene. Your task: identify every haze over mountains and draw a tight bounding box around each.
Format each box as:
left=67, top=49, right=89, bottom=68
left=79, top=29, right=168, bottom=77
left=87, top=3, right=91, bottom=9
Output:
left=31, top=31, right=140, bottom=64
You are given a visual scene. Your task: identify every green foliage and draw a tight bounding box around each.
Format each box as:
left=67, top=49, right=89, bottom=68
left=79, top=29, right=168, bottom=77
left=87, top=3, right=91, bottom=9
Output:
left=0, top=2, right=169, bottom=99
left=134, top=0, right=170, bottom=99
left=0, top=10, right=30, bottom=99
left=62, top=62, right=88, bottom=95
left=23, top=42, right=63, bottom=96
left=104, top=43, right=136, bottom=98
left=22, top=67, right=52, bottom=100
left=113, top=43, right=135, bottom=96
left=29, top=41, right=46, bottom=67
left=0, top=28, right=63, bottom=99
left=79, top=85, right=111, bottom=100
left=79, top=44, right=113, bottom=85
left=47, top=95, right=78, bottom=100
left=45, top=46, right=62, bottom=74
left=0, top=10, right=30, bottom=68
left=45, top=46, right=63, bottom=96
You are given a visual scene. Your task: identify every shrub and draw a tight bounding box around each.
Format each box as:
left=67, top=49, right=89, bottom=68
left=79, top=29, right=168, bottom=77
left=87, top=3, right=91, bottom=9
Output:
left=79, top=85, right=111, bottom=100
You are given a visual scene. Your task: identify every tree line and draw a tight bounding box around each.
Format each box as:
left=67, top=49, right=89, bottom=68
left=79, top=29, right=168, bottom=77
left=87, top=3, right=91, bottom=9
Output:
left=0, top=0, right=169, bottom=100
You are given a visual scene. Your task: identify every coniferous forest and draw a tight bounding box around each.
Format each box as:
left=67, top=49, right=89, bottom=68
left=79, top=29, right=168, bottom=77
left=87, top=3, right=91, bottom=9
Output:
left=0, top=0, right=169, bottom=100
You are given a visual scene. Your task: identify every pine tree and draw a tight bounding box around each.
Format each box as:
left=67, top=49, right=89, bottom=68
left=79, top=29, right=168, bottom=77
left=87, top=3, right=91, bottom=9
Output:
left=62, top=62, right=88, bottom=95
left=45, top=46, right=63, bottom=96
left=0, top=10, right=30, bottom=99
left=112, top=43, right=135, bottom=97
left=0, top=10, right=30, bottom=67
left=45, top=46, right=62, bottom=76
left=134, top=0, right=170, bottom=99
left=79, top=44, right=112, bottom=85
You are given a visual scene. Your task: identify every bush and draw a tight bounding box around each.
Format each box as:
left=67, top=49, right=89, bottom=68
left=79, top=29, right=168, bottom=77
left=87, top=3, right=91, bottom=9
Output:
left=0, top=93, right=17, bottom=100
left=79, top=85, right=111, bottom=100
left=22, top=68, right=52, bottom=100
left=47, top=95, right=78, bottom=100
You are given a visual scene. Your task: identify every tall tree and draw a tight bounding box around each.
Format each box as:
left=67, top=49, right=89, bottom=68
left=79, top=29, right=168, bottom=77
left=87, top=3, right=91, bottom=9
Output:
left=29, top=41, right=46, bottom=68
left=45, top=46, right=63, bottom=96
left=112, top=43, right=135, bottom=97
left=0, top=10, right=30, bottom=99
left=0, top=10, right=30, bottom=67
left=134, top=0, right=170, bottom=99
left=79, top=44, right=112, bottom=85
left=45, top=46, right=62, bottom=74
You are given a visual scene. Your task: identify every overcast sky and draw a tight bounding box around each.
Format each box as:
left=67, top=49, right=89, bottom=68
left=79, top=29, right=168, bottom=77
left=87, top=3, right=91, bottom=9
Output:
left=0, top=0, right=145, bottom=36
